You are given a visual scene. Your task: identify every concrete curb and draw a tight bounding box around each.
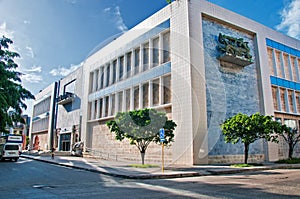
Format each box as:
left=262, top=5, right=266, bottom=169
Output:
left=20, top=155, right=300, bottom=179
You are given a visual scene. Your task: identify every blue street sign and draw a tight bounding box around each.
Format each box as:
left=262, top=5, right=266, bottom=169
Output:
left=159, top=128, right=165, bottom=142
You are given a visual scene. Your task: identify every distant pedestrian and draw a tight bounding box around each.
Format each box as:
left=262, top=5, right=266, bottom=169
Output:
left=51, top=148, right=55, bottom=159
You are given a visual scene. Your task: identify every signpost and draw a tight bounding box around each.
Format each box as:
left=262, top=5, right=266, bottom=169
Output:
left=159, top=128, right=165, bottom=173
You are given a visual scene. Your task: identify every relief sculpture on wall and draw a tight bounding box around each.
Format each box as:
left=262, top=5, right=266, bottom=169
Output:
left=217, top=33, right=253, bottom=67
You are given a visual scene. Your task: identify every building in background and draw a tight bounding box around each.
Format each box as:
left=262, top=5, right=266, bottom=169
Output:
left=55, top=67, right=83, bottom=152
left=29, top=82, right=58, bottom=151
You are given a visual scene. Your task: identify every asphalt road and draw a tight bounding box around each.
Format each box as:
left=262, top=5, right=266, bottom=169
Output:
left=0, top=158, right=299, bottom=199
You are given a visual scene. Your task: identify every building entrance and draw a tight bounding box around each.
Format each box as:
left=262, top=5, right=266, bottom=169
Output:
left=60, top=133, right=71, bottom=151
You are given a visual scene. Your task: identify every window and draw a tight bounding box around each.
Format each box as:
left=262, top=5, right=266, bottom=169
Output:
left=112, top=60, right=117, bottom=84
left=163, top=31, right=170, bottom=63
left=118, top=91, right=123, bottom=113
left=143, top=42, right=149, bottom=71
left=163, top=75, right=171, bottom=104
left=111, top=94, right=115, bottom=116
left=296, top=91, right=300, bottom=113
left=272, top=86, right=279, bottom=111
left=288, top=90, right=294, bottom=113
left=267, top=48, right=275, bottom=76
left=291, top=56, right=298, bottom=81
left=134, top=48, right=140, bottom=75
left=119, top=56, right=124, bottom=80
left=153, top=37, right=159, bottom=67
left=280, top=88, right=286, bottom=112
left=105, top=96, right=109, bottom=117
left=94, top=100, right=97, bottom=119
left=283, top=53, right=290, bottom=80
left=99, top=98, right=103, bottom=118
left=134, top=86, right=139, bottom=110
left=275, top=51, right=282, bottom=78
left=126, top=52, right=132, bottom=78
left=143, top=83, right=149, bottom=108
left=152, top=79, right=160, bottom=106
left=126, top=89, right=131, bottom=111
left=105, top=64, right=110, bottom=87
left=99, top=67, right=104, bottom=89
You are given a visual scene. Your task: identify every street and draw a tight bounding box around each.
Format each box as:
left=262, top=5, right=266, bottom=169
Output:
left=0, top=158, right=299, bottom=199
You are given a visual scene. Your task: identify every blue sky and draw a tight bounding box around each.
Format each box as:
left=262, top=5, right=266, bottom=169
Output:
left=0, top=0, right=299, bottom=116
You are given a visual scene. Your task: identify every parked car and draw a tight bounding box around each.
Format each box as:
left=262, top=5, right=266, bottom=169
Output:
left=0, top=143, right=20, bottom=161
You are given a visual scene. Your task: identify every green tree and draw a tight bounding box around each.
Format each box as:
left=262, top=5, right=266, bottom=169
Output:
left=273, top=123, right=300, bottom=159
left=0, top=36, right=35, bottom=133
left=221, top=112, right=278, bottom=164
left=106, top=108, right=177, bottom=164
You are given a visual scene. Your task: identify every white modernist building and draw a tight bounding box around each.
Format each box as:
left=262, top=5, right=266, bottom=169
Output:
left=32, top=0, right=300, bottom=165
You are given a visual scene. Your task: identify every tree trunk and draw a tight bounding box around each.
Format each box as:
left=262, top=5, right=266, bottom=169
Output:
left=140, top=152, right=145, bottom=165
left=244, top=143, right=249, bottom=164
left=288, top=143, right=294, bottom=159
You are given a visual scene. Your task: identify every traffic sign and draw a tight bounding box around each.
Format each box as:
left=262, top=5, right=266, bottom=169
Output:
left=159, top=128, right=165, bottom=142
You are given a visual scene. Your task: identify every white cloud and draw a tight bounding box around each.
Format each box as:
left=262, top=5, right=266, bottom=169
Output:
left=50, top=62, right=83, bottom=77
left=0, top=22, right=14, bottom=39
left=104, top=7, right=111, bottom=12
left=26, top=46, right=35, bottom=58
left=24, top=65, right=42, bottom=73
left=21, top=65, right=43, bottom=83
left=104, top=6, right=128, bottom=33
left=276, top=0, right=300, bottom=39
left=23, top=20, right=31, bottom=24
left=22, top=73, right=43, bottom=83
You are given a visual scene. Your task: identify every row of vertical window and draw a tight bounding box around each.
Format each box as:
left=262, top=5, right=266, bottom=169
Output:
left=88, top=75, right=171, bottom=120
left=271, top=86, right=300, bottom=114
left=267, top=47, right=300, bottom=82
left=89, top=30, right=170, bottom=93
left=33, top=97, right=51, bottom=117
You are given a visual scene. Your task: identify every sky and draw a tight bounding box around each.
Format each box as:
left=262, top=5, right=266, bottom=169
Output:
left=0, top=0, right=299, bottom=116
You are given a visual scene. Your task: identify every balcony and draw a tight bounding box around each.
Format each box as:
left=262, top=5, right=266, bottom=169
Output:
left=57, top=92, right=75, bottom=105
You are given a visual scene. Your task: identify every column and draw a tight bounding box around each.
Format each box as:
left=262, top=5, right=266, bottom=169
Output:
left=139, top=83, right=143, bottom=109
left=159, top=76, right=163, bottom=105
left=98, top=67, right=102, bottom=90
left=102, top=97, right=106, bottom=118
left=287, top=55, right=293, bottom=80
left=103, top=65, right=107, bottom=88
left=122, top=90, right=126, bottom=111
left=159, top=33, right=163, bottom=65
left=130, top=87, right=134, bottom=110
left=96, top=99, right=100, bottom=118
left=116, top=58, right=120, bottom=82
left=108, top=94, right=112, bottom=116
left=131, top=49, right=135, bottom=76
left=92, top=71, right=97, bottom=92
left=91, top=100, right=95, bottom=120
left=149, top=39, right=153, bottom=69
left=139, top=44, right=143, bottom=73
left=109, top=61, right=114, bottom=85
left=295, top=58, right=300, bottom=82
left=149, top=80, right=153, bottom=107
left=124, top=53, right=127, bottom=80
left=292, top=91, right=297, bottom=113
left=284, top=89, right=289, bottom=112
left=115, top=91, right=119, bottom=113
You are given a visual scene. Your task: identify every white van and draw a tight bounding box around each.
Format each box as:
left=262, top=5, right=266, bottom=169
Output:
left=0, top=143, right=20, bottom=161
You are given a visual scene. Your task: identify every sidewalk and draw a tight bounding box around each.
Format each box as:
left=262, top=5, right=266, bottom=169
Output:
left=20, top=152, right=300, bottom=179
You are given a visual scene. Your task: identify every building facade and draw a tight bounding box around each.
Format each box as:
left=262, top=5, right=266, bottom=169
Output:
left=29, top=82, right=58, bottom=151
left=55, top=67, right=83, bottom=152
left=31, top=0, right=300, bottom=165
left=80, top=0, right=300, bottom=165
